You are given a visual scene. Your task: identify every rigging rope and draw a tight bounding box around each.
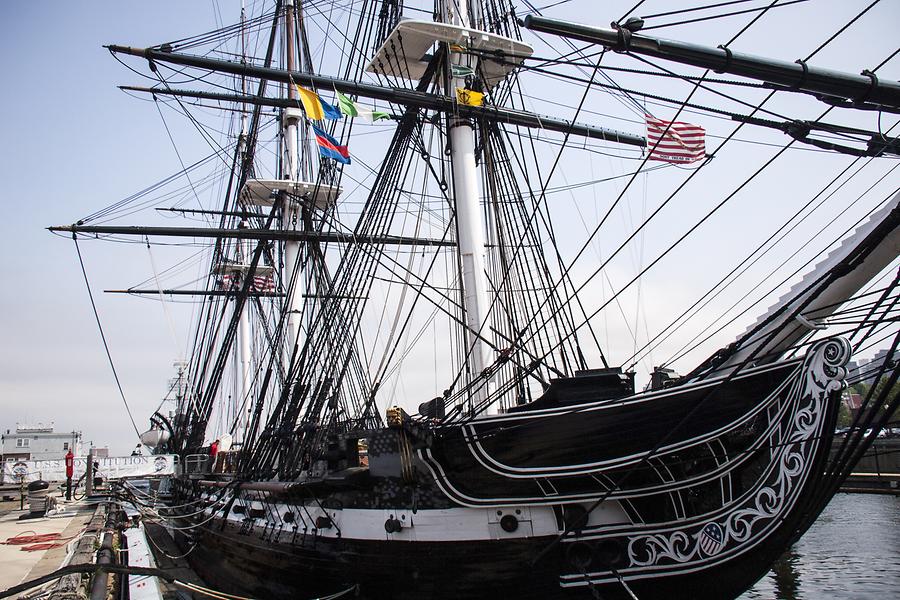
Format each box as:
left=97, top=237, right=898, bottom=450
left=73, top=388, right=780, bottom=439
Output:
left=145, top=236, right=183, bottom=353
left=625, top=136, right=900, bottom=370
left=640, top=0, right=811, bottom=31
left=662, top=173, right=900, bottom=368
left=73, top=236, right=142, bottom=438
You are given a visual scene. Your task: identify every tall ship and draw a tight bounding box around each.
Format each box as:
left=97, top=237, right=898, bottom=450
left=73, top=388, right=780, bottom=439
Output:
left=53, top=1, right=900, bottom=598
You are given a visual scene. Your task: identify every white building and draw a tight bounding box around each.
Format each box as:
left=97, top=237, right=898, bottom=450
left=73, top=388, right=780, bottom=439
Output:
left=1, top=424, right=83, bottom=462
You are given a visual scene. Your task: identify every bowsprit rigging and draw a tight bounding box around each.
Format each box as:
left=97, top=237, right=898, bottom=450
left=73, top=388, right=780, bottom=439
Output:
left=522, top=13, right=900, bottom=157
left=522, top=14, right=900, bottom=110
left=50, top=1, right=900, bottom=598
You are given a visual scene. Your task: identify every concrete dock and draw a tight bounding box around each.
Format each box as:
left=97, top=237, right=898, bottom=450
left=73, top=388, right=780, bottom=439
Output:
left=0, top=495, right=98, bottom=596
left=0, top=478, right=210, bottom=600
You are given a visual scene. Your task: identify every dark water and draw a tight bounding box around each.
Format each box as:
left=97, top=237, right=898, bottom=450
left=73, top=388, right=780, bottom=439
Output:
left=740, top=493, right=900, bottom=599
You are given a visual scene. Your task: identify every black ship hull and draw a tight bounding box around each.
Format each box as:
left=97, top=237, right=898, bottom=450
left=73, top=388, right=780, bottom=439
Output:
left=178, top=521, right=819, bottom=600
left=171, top=337, right=849, bottom=599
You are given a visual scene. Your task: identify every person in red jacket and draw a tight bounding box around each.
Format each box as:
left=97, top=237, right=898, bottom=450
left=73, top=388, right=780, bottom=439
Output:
left=209, top=439, right=220, bottom=472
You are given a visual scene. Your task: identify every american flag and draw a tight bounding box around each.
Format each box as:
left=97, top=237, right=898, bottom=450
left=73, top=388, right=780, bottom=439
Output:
left=251, top=275, right=276, bottom=292
left=646, top=115, right=706, bottom=164
left=220, top=273, right=275, bottom=292
left=698, top=522, right=725, bottom=556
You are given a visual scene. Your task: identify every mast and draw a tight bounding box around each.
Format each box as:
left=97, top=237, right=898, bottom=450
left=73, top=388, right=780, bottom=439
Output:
left=283, top=2, right=304, bottom=368
left=235, top=0, right=252, bottom=444
left=445, top=0, right=492, bottom=412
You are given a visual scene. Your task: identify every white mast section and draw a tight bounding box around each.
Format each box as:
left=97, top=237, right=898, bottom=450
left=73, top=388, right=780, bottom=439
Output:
left=446, top=0, right=493, bottom=412
left=366, top=4, right=530, bottom=414
left=283, top=4, right=304, bottom=368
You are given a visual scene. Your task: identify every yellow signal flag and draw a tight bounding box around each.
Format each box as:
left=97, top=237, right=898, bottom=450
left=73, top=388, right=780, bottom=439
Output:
left=296, top=85, right=325, bottom=120
left=456, top=87, right=484, bottom=107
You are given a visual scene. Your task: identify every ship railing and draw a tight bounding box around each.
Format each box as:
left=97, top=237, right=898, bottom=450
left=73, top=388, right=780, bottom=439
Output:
left=184, top=453, right=211, bottom=474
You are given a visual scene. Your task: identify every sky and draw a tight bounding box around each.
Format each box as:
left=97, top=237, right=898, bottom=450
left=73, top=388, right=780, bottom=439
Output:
left=0, top=1, right=898, bottom=455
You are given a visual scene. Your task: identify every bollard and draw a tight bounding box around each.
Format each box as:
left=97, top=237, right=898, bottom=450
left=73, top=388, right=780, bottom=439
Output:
left=85, top=451, right=94, bottom=497
left=27, top=480, right=51, bottom=515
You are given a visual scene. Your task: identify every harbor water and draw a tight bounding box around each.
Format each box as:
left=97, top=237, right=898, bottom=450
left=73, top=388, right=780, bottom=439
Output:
left=740, top=493, right=900, bottom=599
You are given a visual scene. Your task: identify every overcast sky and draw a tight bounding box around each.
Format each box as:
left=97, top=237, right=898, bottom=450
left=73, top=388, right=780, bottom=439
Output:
left=1, top=1, right=897, bottom=455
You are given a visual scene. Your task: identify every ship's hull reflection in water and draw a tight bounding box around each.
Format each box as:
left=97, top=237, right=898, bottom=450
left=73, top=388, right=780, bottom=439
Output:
left=769, top=550, right=800, bottom=600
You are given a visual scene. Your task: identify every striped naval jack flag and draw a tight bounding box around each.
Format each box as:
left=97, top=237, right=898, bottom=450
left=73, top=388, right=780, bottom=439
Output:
left=646, top=114, right=706, bottom=164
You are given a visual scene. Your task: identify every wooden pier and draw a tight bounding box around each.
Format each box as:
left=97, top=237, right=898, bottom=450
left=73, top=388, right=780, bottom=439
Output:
left=841, top=472, right=900, bottom=495
left=838, top=438, right=900, bottom=495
